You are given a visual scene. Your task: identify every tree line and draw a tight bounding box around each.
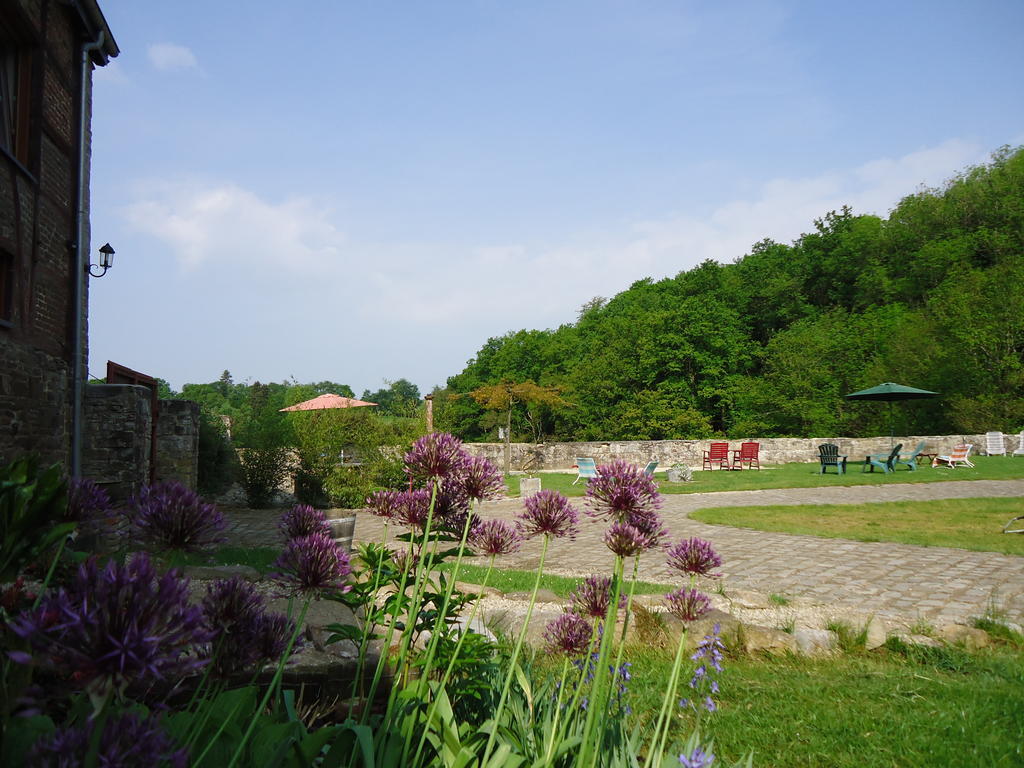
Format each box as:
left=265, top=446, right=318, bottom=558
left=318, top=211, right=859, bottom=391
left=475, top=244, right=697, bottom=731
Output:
left=434, top=146, right=1024, bottom=443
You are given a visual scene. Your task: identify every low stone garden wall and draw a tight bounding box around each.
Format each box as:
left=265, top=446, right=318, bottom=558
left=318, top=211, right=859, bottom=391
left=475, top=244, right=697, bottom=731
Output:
left=460, top=434, right=1011, bottom=471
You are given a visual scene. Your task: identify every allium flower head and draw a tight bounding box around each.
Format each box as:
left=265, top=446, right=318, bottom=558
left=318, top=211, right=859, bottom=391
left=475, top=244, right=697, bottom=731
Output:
left=67, top=477, right=112, bottom=523
left=366, top=489, right=403, bottom=520
left=433, top=482, right=472, bottom=533
left=30, top=711, right=187, bottom=768
left=678, top=746, right=715, bottom=768
left=469, top=519, right=522, bottom=556
left=279, top=504, right=331, bottom=540
left=666, top=537, right=722, bottom=577
left=201, top=577, right=298, bottom=677
left=128, top=482, right=226, bottom=551
left=603, top=522, right=649, bottom=557
left=543, top=611, right=594, bottom=656
left=622, top=507, right=669, bottom=550
left=665, top=587, right=712, bottom=622
left=460, top=455, right=505, bottom=502
left=517, top=490, right=580, bottom=540
left=569, top=575, right=625, bottom=619
left=585, top=460, right=661, bottom=522
left=405, top=432, right=468, bottom=482
left=8, top=554, right=209, bottom=700
left=271, top=532, right=353, bottom=597
left=393, top=488, right=432, bottom=530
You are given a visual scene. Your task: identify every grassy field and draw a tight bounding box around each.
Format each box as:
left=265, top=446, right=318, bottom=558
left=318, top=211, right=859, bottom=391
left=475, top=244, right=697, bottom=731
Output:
left=505, top=456, right=1024, bottom=498
left=690, top=497, right=1024, bottom=555
left=439, top=562, right=673, bottom=596
left=532, top=640, right=1024, bottom=767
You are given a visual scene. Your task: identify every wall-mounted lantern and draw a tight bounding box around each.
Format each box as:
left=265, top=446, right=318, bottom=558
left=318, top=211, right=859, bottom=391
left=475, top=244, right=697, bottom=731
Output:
left=87, top=242, right=115, bottom=278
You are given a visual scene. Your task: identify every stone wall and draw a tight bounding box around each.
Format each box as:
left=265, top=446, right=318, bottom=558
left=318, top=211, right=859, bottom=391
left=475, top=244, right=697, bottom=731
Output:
left=0, top=342, right=71, bottom=467
left=155, top=399, right=200, bottom=489
left=82, top=384, right=151, bottom=503
left=461, top=434, right=1010, bottom=471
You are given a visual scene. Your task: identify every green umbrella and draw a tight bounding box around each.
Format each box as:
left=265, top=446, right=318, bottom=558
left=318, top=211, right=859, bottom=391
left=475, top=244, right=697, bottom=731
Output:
left=845, top=382, right=939, bottom=445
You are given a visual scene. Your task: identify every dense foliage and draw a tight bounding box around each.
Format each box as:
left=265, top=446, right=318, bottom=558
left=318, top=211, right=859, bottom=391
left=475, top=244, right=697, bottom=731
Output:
left=438, top=147, right=1024, bottom=441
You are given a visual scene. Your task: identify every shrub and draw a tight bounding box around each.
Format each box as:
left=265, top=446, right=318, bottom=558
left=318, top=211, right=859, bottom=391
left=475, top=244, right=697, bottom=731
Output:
left=128, top=482, right=227, bottom=551
left=237, top=447, right=291, bottom=508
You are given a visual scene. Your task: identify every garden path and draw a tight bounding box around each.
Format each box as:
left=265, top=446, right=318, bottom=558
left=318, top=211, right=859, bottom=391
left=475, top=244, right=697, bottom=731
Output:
left=223, top=479, right=1024, bottom=628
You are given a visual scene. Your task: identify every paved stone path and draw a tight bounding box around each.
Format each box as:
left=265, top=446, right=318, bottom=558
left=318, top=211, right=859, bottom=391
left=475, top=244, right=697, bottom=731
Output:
left=223, top=479, right=1024, bottom=627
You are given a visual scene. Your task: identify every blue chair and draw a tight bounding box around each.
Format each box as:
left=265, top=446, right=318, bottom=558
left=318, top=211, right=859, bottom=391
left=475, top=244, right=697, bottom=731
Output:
left=573, top=457, right=598, bottom=485
left=642, top=460, right=658, bottom=477
left=895, top=441, right=926, bottom=471
left=864, top=443, right=902, bottom=473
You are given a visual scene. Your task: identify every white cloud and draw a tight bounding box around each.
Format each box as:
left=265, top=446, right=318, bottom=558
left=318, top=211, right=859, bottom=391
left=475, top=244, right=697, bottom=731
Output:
left=147, top=43, right=199, bottom=72
left=121, top=180, right=346, bottom=270
left=94, top=60, right=129, bottom=84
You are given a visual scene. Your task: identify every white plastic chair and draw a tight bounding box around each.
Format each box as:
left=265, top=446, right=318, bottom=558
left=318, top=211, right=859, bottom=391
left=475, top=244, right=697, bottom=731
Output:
left=985, top=431, right=1007, bottom=456
left=1012, top=431, right=1024, bottom=458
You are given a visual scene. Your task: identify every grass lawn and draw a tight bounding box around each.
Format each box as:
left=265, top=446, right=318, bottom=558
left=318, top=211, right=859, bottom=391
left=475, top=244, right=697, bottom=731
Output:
left=439, top=562, right=673, bottom=596
left=690, top=497, right=1024, bottom=555
left=505, top=456, right=1024, bottom=498
left=171, top=546, right=281, bottom=575
left=532, top=641, right=1024, bottom=767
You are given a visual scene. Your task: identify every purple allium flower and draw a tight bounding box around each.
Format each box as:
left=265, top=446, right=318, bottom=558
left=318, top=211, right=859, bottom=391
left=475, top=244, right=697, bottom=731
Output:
left=460, top=455, right=505, bottom=502
left=200, top=577, right=298, bottom=677
left=543, top=611, right=593, bottom=656
left=569, top=575, right=625, bottom=620
left=271, top=532, right=353, bottom=597
left=666, top=537, right=722, bottom=577
left=622, top=507, right=670, bottom=551
left=585, top=460, right=661, bottom=522
left=603, top=521, right=650, bottom=557
left=366, top=489, right=402, bottom=520
left=678, top=746, right=715, bottom=768
left=433, top=482, right=472, bottom=533
left=665, top=587, right=712, bottom=622
left=30, top=711, right=187, bottom=768
left=469, top=519, right=522, bottom=556
left=128, top=482, right=226, bottom=552
left=67, top=477, right=112, bottom=523
left=8, top=554, right=209, bottom=699
left=405, top=432, right=468, bottom=482
left=393, top=488, right=432, bottom=530
left=279, top=504, right=330, bottom=540
left=517, top=490, right=580, bottom=540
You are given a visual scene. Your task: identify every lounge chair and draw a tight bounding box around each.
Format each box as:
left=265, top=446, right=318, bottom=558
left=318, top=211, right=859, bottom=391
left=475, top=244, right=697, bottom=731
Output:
left=1014, top=431, right=1024, bottom=458
left=1004, top=513, right=1024, bottom=534
left=732, top=441, right=760, bottom=470
left=932, top=444, right=974, bottom=468
left=818, top=444, right=847, bottom=475
left=702, top=442, right=731, bottom=471
left=642, top=460, right=658, bottom=477
left=986, top=432, right=1007, bottom=456
left=864, top=443, right=902, bottom=474
left=895, top=440, right=927, bottom=471
left=572, top=457, right=598, bottom=485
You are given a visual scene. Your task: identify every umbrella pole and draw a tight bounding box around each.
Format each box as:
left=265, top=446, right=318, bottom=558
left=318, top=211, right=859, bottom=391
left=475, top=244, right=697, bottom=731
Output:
left=889, top=401, right=894, bottom=447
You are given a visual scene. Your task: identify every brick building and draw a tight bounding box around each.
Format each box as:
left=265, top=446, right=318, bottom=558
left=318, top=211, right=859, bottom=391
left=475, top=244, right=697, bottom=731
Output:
left=0, top=0, right=118, bottom=471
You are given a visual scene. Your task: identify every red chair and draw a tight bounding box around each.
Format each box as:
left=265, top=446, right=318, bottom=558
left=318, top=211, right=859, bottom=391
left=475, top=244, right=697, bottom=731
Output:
left=702, top=442, right=731, bottom=470
left=732, top=441, right=760, bottom=470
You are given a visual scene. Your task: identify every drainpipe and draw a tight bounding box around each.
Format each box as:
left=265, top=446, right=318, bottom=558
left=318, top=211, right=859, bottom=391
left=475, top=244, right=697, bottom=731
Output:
left=71, top=30, right=105, bottom=477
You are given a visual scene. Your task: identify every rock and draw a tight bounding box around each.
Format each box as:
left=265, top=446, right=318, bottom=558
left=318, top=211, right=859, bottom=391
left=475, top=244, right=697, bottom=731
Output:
left=454, top=581, right=504, bottom=599
left=906, top=633, right=942, bottom=648
left=741, top=624, right=798, bottom=655
left=728, top=590, right=773, bottom=610
left=864, top=616, right=888, bottom=650
left=662, top=609, right=743, bottom=651
left=793, top=628, right=838, bottom=656
left=937, top=624, right=990, bottom=650
left=503, top=588, right=564, bottom=605
left=183, top=564, right=261, bottom=582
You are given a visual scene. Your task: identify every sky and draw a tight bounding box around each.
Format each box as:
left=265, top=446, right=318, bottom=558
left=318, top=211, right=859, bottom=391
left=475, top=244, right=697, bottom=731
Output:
left=86, top=0, right=1024, bottom=397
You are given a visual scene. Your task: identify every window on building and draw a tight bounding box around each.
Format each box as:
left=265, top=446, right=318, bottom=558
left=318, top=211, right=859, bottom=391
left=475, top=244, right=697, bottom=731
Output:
left=0, top=28, right=33, bottom=166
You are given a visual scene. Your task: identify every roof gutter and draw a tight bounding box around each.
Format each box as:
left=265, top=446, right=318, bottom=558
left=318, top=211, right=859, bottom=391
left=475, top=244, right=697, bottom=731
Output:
left=70, top=28, right=106, bottom=477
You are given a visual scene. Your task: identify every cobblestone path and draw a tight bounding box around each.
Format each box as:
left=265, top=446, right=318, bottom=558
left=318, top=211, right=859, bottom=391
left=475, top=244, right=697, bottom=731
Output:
left=223, top=479, right=1024, bottom=626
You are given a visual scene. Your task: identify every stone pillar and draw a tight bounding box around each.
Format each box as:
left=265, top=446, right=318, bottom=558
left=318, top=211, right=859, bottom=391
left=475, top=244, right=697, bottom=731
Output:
left=82, top=384, right=151, bottom=504
left=424, top=394, right=434, bottom=433
left=155, top=399, right=200, bottom=489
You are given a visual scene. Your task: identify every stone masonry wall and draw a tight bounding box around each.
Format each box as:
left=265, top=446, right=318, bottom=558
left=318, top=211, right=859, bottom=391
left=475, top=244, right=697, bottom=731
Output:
left=155, top=399, right=199, bottom=489
left=461, top=434, right=1013, bottom=471
left=82, top=384, right=150, bottom=503
left=0, top=341, right=71, bottom=466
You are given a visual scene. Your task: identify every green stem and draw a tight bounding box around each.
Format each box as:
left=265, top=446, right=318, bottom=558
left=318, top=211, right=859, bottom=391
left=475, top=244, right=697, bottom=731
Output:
left=350, top=522, right=390, bottom=702
left=412, top=550, right=497, bottom=767
left=226, top=597, right=311, bottom=768
left=542, top=658, right=572, bottom=766
left=481, top=534, right=551, bottom=766
left=643, top=626, right=689, bottom=768
left=31, top=537, right=67, bottom=610
left=400, top=508, right=476, bottom=764
left=577, top=556, right=624, bottom=768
